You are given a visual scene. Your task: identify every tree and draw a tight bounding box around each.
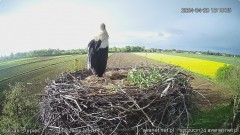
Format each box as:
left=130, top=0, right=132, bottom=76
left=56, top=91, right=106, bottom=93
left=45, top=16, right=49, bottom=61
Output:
left=0, top=83, right=40, bottom=134
left=125, top=46, right=131, bottom=52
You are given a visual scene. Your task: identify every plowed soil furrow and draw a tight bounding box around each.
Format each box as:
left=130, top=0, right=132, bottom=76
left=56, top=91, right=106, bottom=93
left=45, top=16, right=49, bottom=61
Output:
left=107, top=53, right=166, bottom=68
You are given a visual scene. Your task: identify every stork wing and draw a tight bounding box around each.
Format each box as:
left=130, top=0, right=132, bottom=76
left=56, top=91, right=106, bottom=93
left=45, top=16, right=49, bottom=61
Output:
left=88, top=39, right=102, bottom=53
left=87, top=39, right=102, bottom=70
left=95, top=40, right=102, bottom=51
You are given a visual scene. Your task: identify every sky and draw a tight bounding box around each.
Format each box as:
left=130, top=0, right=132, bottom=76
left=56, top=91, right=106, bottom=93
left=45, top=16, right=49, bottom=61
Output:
left=0, top=0, right=240, bottom=56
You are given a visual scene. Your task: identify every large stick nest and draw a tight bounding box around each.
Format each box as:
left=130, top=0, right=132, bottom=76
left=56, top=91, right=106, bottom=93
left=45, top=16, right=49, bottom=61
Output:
left=41, top=66, right=195, bottom=135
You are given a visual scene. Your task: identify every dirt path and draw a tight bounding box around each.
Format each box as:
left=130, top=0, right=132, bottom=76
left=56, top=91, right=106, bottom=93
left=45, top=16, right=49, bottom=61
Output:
left=107, top=53, right=232, bottom=109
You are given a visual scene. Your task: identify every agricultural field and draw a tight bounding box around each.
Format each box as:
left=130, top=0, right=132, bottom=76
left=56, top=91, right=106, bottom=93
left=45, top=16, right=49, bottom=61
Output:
left=0, top=55, right=87, bottom=101
left=162, top=52, right=240, bottom=66
left=0, top=53, right=236, bottom=131
left=135, top=52, right=227, bottom=78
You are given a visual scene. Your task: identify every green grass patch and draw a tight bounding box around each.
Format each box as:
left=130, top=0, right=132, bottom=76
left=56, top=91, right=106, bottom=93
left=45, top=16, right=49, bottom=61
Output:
left=191, top=104, right=233, bottom=129
left=216, top=65, right=240, bottom=93
left=127, top=67, right=164, bottom=88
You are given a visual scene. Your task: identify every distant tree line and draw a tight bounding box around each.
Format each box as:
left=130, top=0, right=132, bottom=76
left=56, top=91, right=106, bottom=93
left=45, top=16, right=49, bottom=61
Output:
left=175, top=49, right=240, bottom=57
left=1, top=46, right=239, bottom=61
left=0, top=46, right=147, bottom=61
left=109, top=47, right=240, bottom=58
left=0, top=49, right=88, bottom=61
left=109, top=46, right=145, bottom=53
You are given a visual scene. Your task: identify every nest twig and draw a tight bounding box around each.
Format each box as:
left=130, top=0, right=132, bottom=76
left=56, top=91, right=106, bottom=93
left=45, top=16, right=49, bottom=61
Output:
left=41, top=66, right=195, bottom=135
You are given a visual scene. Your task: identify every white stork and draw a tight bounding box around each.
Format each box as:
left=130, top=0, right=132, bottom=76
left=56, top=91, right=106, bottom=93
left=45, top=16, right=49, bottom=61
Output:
left=87, top=23, right=109, bottom=77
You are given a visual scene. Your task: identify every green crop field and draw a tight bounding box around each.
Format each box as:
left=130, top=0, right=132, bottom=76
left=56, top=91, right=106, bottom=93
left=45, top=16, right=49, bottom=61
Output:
left=0, top=53, right=115, bottom=100
left=162, top=52, right=240, bottom=66
left=0, top=55, right=87, bottom=101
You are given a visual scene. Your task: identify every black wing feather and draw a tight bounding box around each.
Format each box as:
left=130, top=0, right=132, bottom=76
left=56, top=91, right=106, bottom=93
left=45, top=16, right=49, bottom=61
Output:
left=95, top=40, right=102, bottom=51
left=88, top=39, right=102, bottom=73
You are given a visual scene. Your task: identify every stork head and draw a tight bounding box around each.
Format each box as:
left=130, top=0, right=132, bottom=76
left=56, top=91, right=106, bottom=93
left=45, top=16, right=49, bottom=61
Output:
left=100, top=23, right=106, bottom=31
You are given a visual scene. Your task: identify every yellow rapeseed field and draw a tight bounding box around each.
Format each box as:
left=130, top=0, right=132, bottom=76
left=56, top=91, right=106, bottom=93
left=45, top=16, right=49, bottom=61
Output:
left=135, top=53, right=226, bottom=78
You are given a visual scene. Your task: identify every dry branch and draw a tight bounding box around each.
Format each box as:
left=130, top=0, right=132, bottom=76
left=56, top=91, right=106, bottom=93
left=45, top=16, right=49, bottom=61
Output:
left=41, top=66, right=195, bottom=135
